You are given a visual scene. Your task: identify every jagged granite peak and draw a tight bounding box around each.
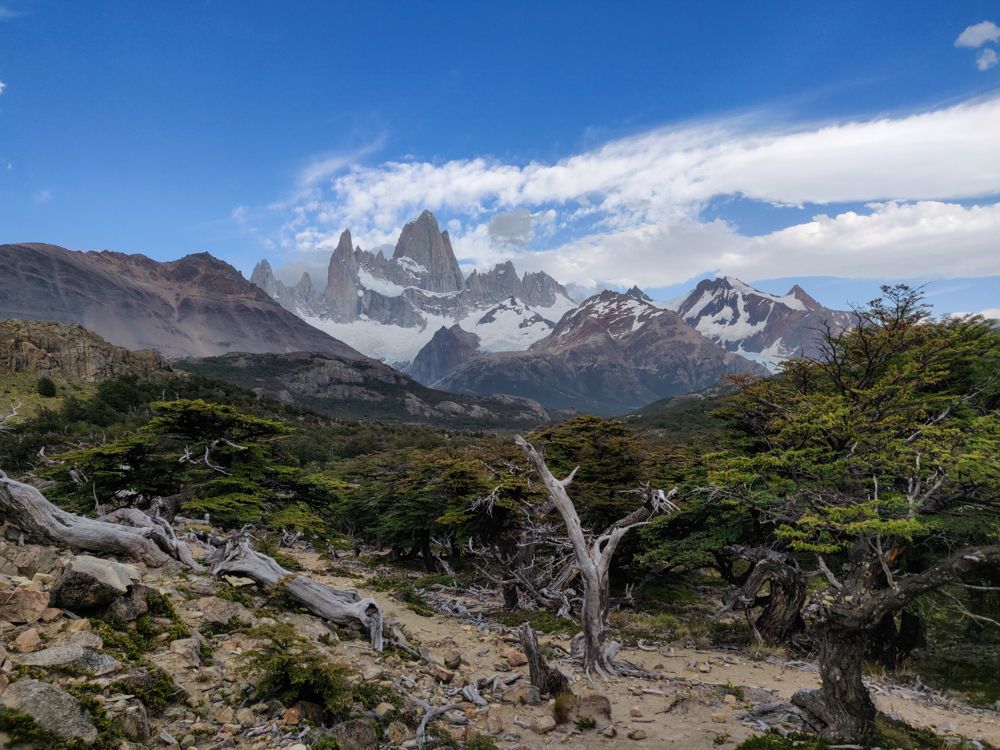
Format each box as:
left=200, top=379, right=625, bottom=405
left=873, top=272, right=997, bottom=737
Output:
left=392, top=210, right=466, bottom=293
left=664, top=276, right=851, bottom=369
left=625, top=285, right=653, bottom=302
left=406, top=324, right=481, bottom=386
left=435, top=290, right=769, bottom=414
left=250, top=210, right=578, bottom=364
left=0, top=243, right=363, bottom=360
left=0, top=318, right=171, bottom=381
left=324, top=229, right=362, bottom=318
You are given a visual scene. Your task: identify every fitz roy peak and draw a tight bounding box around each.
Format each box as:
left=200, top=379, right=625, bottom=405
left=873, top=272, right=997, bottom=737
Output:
left=251, top=210, right=576, bottom=366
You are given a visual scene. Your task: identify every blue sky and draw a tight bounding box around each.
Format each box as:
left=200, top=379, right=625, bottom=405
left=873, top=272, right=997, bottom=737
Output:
left=1, top=1, right=998, bottom=316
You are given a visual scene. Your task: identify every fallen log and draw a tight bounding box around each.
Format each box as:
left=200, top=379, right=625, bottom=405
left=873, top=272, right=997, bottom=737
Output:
left=207, top=536, right=384, bottom=651
left=0, top=471, right=199, bottom=569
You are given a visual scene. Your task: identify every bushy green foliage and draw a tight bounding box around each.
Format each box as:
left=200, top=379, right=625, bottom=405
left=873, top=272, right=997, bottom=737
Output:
left=466, top=734, right=501, bottom=750
left=36, top=376, right=57, bottom=397
left=574, top=715, right=597, bottom=730
left=494, top=610, right=580, bottom=634
left=238, top=623, right=353, bottom=716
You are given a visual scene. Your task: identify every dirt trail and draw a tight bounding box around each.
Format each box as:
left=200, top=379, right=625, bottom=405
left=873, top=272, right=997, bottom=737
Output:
left=297, top=552, right=1000, bottom=749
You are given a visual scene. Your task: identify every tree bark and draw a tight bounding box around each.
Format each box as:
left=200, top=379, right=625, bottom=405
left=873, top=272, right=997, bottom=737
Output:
left=207, top=536, right=384, bottom=651
left=520, top=622, right=569, bottom=697
left=0, top=471, right=200, bottom=570
left=793, top=627, right=878, bottom=743
left=868, top=611, right=926, bottom=669
left=724, top=546, right=805, bottom=644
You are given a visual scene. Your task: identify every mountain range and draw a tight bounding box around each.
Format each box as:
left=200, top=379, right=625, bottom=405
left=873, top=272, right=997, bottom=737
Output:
left=0, top=209, right=852, bottom=417
left=250, top=210, right=576, bottom=367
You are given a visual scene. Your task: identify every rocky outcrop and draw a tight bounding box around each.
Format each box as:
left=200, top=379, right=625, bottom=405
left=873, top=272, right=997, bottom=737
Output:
left=436, top=291, right=770, bottom=414
left=0, top=318, right=171, bottom=381
left=391, top=210, right=466, bottom=293
left=0, top=243, right=363, bottom=360
left=406, top=325, right=481, bottom=386
left=49, top=555, right=142, bottom=609
left=172, top=351, right=553, bottom=426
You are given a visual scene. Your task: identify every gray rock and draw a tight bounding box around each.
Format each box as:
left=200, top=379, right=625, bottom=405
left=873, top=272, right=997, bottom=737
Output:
left=0, top=583, right=50, bottom=624
left=119, top=702, right=151, bottom=740
left=0, top=678, right=98, bottom=743
left=104, top=584, right=155, bottom=622
left=50, top=555, right=141, bottom=609
left=9, top=644, right=122, bottom=676
left=184, top=596, right=258, bottom=628
left=327, top=719, right=379, bottom=750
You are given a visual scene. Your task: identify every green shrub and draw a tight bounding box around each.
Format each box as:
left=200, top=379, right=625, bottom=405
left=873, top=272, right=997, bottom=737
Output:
left=238, top=623, right=353, bottom=716
left=36, top=377, right=57, bottom=398
left=495, top=610, right=580, bottom=635
left=553, top=691, right=576, bottom=724
left=574, top=715, right=597, bottom=730
left=466, top=735, right=501, bottom=750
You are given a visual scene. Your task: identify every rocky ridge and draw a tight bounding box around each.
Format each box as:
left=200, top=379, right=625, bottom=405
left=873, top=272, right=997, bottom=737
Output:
left=0, top=319, right=171, bottom=381
left=0, top=244, right=363, bottom=360
left=430, top=290, right=771, bottom=414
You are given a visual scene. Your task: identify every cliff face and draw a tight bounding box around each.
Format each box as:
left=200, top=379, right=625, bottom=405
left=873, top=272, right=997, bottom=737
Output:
left=0, top=319, right=171, bottom=381
left=0, top=243, right=363, bottom=360
left=406, top=324, right=481, bottom=386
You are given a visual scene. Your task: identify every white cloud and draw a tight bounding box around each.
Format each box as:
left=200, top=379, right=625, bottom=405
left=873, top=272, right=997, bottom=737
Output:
left=978, top=308, right=1000, bottom=321
left=34, top=189, right=51, bottom=203
left=0, top=6, right=24, bottom=21
left=977, top=48, right=999, bottom=71
left=270, top=96, right=1000, bottom=289
left=0, top=80, right=6, bottom=95
left=956, top=21, right=1000, bottom=48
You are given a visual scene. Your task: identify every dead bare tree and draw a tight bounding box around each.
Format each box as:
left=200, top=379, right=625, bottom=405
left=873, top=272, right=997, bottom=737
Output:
left=515, top=436, right=679, bottom=679
left=520, top=622, right=569, bottom=697
left=0, top=400, right=22, bottom=430
left=205, top=530, right=384, bottom=651
left=0, top=470, right=201, bottom=569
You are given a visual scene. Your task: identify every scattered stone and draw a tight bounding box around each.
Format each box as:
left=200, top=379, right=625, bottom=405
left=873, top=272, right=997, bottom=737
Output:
left=386, top=721, right=411, bottom=743
left=723, top=693, right=738, bottom=705
left=486, top=710, right=504, bottom=735
left=628, top=729, right=646, bottom=740
left=290, top=700, right=325, bottom=726
left=180, top=733, right=197, bottom=749
left=601, top=726, right=617, bottom=738
left=374, top=701, right=396, bottom=718
left=504, top=648, right=528, bottom=667
left=493, top=658, right=511, bottom=672
left=0, top=674, right=8, bottom=698
left=629, top=707, right=643, bottom=717
left=431, top=665, right=454, bottom=684
left=9, top=644, right=122, bottom=675
left=698, top=662, right=712, bottom=674
left=185, top=596, right=258, bottom=628
left=711, top=712, right=727, bottom=723
left=39, top=607, right=63, bottom=622
left=235, top=707, right=256, bottom=726
left=120, top=702, right=151, bottom=740
left=532, top=716, right=557, bottom=734
left=169, top=637, right=203, bottom=668
left=443, top=649, right=462, bottom=670
left=0, top=583, right=49, bottom=623
left=330, top=717, right=379, bottom=750
left=49, top=555, right=140, bottom=609
left=3, top=545, right=60, bottom=578
left=65, top=618, right=92, bottom=633
left=214, top=705, right=236, bottom=724
left=64, top=630, right=103, bottom=649
left=288, top=745, right=307, bottom=750
left=503, top=683, right=540, bottom=705
left=362, top=666, right=384, bottom=681
left=14, top=628, right=42, bottom=653
left=0, top=678, right=98, bottom=743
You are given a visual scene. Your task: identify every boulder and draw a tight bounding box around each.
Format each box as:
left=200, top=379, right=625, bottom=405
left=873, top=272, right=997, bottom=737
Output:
left=443, top=649, right=462, bottom=670
left=329, top=718, right=379, bottom=750
left=9, top=644, right=122, bottom=676
left=431, top=665, right=454, bottom=684
left=373, top=701, right=395, bottom=718
left=14, top=629, right=42, bottom=653
left=386, top=721, right=410, bottom=743
left=286, top=700, right=324, bottom=726
left=49, top=555, right=140, bottom=609
left=0, top=678, right=98, bottom=743
left=504, top=648, right=527, bottom=667
left=168, top=638, right=203, bottom=668
left=119, top=702, right=151, bottom=740
left=2, top=545, right=61, bottom=578
left=502, top=683, right=540, bottom=705
left=0, top=584, right=49, bottom=624
left=104, top=584, right=155, bottom=622
left=184, top=596, right=258, bottom=628
left=532, top=716, right=556, bottom=734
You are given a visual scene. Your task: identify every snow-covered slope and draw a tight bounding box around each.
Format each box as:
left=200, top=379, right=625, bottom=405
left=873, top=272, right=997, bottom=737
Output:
left=661, top=276, right=851, bottom=371
left=251, top=210, right=577, bottom=367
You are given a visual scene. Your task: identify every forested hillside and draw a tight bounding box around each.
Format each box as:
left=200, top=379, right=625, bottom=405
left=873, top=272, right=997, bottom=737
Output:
left=2, top=287, right=999, bottom=750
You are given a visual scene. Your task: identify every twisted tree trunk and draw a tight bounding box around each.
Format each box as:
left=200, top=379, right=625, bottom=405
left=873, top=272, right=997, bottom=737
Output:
left=0, top=471, right=201, bottom=570
left=515, top=436, right=678, bottom=679
left=520, top=622, right=569, bottom=697
left=724, top=546, right=805, bottom=644
left=207, top=536, right=384, bottom=651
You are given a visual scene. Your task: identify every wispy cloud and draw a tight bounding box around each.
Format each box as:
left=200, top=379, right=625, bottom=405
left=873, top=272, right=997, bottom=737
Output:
left=268, top=96, right=1000, bottom=289
left=978, top=48, right=999, bottom=71
left=955, top=21, right=1000, bottom=48
left=34, top=189, right=52, bottom=203
left=0, top=80, right=6, bottom=95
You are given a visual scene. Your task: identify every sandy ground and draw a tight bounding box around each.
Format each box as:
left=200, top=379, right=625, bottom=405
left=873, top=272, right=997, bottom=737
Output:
left=285, top=551, right=1000, bottom=749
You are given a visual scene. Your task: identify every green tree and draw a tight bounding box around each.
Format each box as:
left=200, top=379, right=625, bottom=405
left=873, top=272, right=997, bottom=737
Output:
left=709, top=286, right=1000, bottom=743
left=36, top=377, right=57, bottom=398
